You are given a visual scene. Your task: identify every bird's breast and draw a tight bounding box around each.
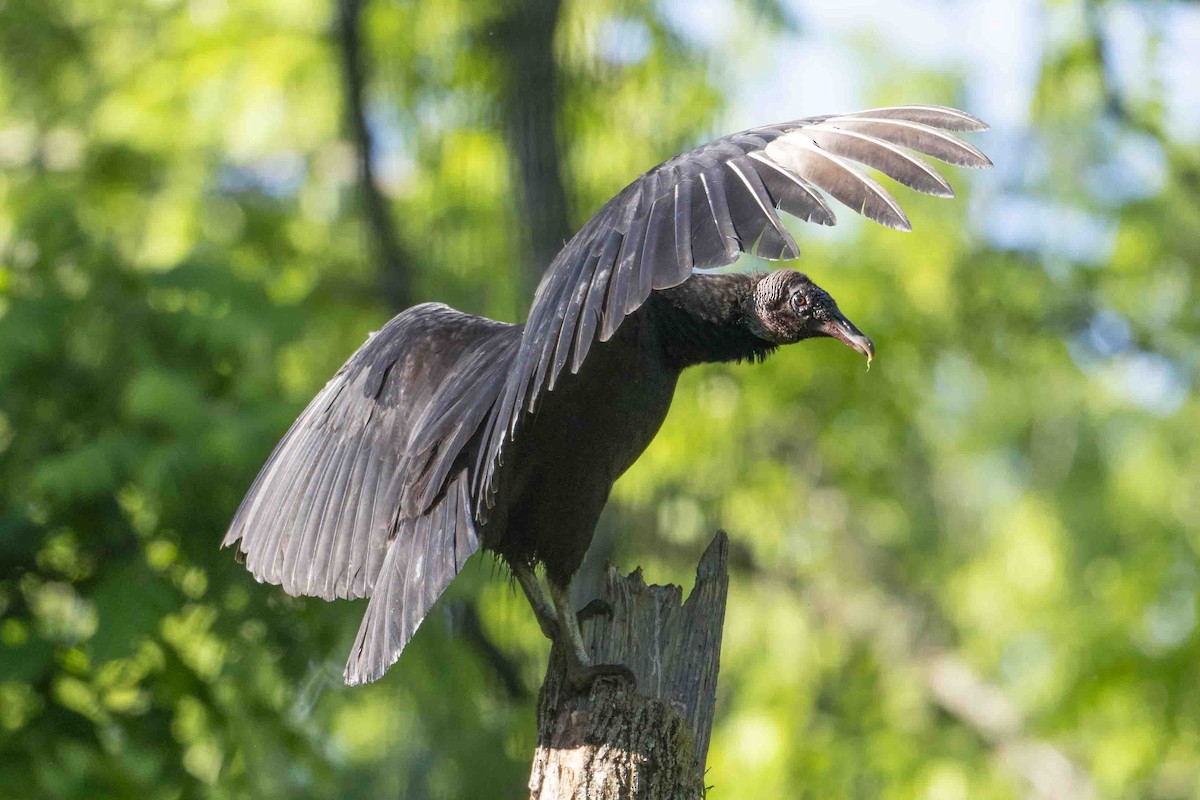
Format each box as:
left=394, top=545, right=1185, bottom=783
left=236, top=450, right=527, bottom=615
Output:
left=528, top=317, right=678, bottom=485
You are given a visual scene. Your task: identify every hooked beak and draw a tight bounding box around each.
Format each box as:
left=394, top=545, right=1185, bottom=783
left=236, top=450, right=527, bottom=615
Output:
left=818, top=311, right=875, bottom=366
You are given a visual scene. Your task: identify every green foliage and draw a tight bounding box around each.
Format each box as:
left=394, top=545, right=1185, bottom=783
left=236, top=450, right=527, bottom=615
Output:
left=2, top=0, right=1198, bottom=798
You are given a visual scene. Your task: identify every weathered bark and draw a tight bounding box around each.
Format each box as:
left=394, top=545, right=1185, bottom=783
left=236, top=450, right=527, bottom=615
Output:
left=529, top=532, right=729, bottom=800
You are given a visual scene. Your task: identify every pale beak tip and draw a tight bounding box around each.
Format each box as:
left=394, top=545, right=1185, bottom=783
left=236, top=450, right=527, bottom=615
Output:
left=819, top=313, right=875, bottom=368
left=847, top=332, right=875, bottom=367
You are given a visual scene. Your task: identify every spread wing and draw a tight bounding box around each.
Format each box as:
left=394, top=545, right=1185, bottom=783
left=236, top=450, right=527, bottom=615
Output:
left=223, top=302, right=514, bottom=601
left=476, top=105, right=991, bottom=502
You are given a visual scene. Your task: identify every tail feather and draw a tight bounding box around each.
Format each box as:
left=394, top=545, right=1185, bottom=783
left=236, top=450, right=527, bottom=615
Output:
left=343, top=470, right=479, bottom=686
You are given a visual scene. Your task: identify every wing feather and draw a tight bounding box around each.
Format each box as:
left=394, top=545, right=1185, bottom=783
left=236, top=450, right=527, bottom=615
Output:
left=698, top=168, right=742, bottom=260
left=668, top=181, right=695, bottom=284
left=317, top=428, right=373, bottom=599
left=823, top=116, right=993, bottom=168
left=835, top=104, right=989, bottom=131
left=725, top=157, right=800, bottom=258
left=804, top=127, right=955, bottom=197
left=572, top=228, right=624, bottom=372
left=635, top=195, right=671, bottom=306
left=765, top=137, right=911, bottom=230
left=285, top=432, right=353, bottom=594
left=685, top=170, right=738, bottom=269
left=602, top=203, right=652, bottom=340
left=550, top=249, right=600, bottom=389
left=745, top=151, right=836, bottom=225
left=345, top=470, right=479, bottom=686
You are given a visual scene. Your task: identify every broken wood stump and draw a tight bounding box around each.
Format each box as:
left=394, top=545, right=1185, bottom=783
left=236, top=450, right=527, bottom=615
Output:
left=529, top=532, right=730, bottom=800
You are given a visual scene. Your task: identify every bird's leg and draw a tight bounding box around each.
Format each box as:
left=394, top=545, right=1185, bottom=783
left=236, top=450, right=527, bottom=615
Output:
left=548, top=581, right=590, bottom=664
left=512, top=561, right=558, bottom=641
left=548, top=581, right=636, bottom=692
left=513, top=560, right=616, bottom=641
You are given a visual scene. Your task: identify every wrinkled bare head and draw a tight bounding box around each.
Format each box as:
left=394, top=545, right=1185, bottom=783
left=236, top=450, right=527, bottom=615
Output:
left=746, top=270, right=874, bottom=362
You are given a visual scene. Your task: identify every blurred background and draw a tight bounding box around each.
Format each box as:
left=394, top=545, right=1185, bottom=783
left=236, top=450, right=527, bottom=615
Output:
left=1, top=0, right=1198, bottom=797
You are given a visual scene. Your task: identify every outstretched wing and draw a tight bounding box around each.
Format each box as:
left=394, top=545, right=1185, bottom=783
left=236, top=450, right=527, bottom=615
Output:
left=476, top=105, right=991, bottom=502
left=223, top=302, right=513, bottom=601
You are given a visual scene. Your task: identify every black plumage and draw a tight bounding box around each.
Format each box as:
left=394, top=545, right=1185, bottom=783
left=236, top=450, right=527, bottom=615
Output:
left=223, top=105, right=990, bottom=686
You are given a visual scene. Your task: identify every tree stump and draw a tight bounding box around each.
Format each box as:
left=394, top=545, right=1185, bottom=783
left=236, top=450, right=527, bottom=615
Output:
left=528, top=532, right=730, bottom=800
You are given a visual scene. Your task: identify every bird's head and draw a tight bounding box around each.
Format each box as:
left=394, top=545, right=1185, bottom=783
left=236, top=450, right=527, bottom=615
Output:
left=746, top=270, right=875, bottom=364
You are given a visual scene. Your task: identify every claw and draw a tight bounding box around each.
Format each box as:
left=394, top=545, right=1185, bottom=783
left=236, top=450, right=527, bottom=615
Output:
left=545, top=582, right=636, bottom=694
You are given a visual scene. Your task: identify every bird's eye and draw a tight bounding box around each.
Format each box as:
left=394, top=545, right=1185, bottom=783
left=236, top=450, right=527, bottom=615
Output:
left=790, top=293, right=808, bottom=311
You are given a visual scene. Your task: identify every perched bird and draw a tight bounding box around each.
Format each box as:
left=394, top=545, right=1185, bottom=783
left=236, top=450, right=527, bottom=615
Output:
left=224, top=105, right=990, bottom=687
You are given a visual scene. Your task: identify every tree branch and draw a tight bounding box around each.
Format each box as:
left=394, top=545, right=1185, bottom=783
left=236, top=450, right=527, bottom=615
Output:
left=488, top=0, right=573, bottom=298
left=335, top=0, right=413, bottom=310
left=454, top=599, right=531, bottom=703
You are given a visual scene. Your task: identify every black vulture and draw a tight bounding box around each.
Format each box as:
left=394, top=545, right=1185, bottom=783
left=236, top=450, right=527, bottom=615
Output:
left=223, top=105, right=991, bottom=687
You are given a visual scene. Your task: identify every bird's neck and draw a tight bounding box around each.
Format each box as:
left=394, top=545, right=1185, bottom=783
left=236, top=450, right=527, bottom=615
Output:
left=650, top=273, right=777, bottom=370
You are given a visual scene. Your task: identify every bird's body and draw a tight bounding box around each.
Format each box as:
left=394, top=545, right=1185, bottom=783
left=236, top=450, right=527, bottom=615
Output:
left=485, top=305, right=678, bottom=584
left=223, top=105, right=990, bottom=685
